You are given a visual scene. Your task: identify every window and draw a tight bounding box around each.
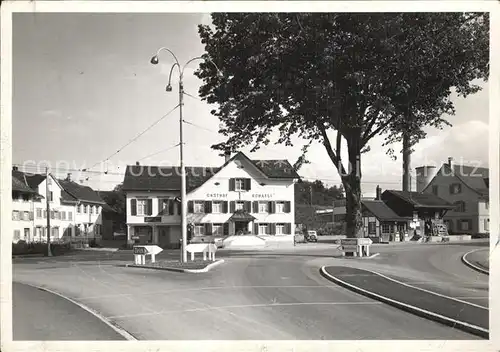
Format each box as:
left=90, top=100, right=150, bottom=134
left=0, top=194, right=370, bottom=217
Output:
left=432, top=185, right=438, bottom=195
left=460, top=220, right=470, bottom=231
left=368, top=222, right=376, bottom=235
left=68, top=212, right=73, bottom=221
left=454, top=201, right=466, bottom=212
left=194, top=224, right=205, bottom=236
left=159, top=199, right=170, bottom=214
left=485, top=219, right=490, bottom=232
left=212, top=201, right=222, bottom=214
left=23, top=211, right=30, bottom=221
left=49, top=191, right=53, bottom=201
left=258, top=224, right=268, bottom=235
left=77, top=205, right=82, bottom=213
left=89, top=205, right=93, bottom=214
left=485, top=202, right=489, bottom=210
left=50, top=211, right=54, bottom=219
left=235, top=201, right=245, bottom=211
left=275, top=224, right=285, bottom=235
left=13, top=230, right=21, bottom=241
left=96, top=206, right=100, bottom=213
left=12, top=211, right=20, bottom=221
left=84, top=205, right=88, bottom=213
left=43, top=210, right=47, bottom=218
left=450, top=183, right=462, bottom=194
left=61, top=211, right=66, bottom=220
left=36, top=208, right=42, bottom=218
left=137, top=199, right=148, bottom=216
left=381, top=224, right=391, bottom=233
left=235, top=179, right=245, bottom=191
left=194, top=201, right=205, bottom=213
left=212, top=223, right=223, bottom=236
left=275, top=201, right=285, bottom=213
left=24, top=228, right=30, bottom=240
left=54, top=211, right=60, bottom=220
left=47, top=178, right=52, bottom=185
left=258, top=202, right=269, bottom=213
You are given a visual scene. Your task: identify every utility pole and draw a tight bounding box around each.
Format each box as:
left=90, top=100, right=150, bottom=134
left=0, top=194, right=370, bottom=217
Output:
left=179, top=77, right=188, bottom=263
left=46, top=167, right=52, bottom=256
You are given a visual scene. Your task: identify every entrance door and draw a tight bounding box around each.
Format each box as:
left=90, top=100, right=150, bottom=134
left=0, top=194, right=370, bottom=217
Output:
left=158, top=227, right=170, bottom=248
left=234, top=221, right=248, bottom=234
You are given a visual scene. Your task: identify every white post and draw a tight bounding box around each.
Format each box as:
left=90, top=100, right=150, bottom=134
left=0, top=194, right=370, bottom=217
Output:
left=151, top=254, right=156, bottom=263
left=203, top=252, right=207, bottom=261
left=191, top=252, right=194, bottom=261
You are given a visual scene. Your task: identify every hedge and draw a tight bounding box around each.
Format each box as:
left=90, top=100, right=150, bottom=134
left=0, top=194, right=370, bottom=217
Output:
left=12, top=241, right=72, bottom=256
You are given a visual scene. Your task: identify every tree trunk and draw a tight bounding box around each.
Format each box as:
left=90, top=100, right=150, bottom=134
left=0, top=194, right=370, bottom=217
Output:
left=342, top=133, right=364, bottom=239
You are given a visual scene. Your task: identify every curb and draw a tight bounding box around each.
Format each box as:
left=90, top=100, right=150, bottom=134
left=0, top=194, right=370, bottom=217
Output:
left=319, top=266, right=489, bottom=339
left=16, top=282, right=137, bottom=341
left=462, top=249, right=489, bottom=275
left=125, top=259, right=225, bottom=273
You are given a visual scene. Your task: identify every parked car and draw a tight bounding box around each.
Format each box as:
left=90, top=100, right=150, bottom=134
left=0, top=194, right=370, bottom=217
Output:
left=305, top=230, right=318, bottom=242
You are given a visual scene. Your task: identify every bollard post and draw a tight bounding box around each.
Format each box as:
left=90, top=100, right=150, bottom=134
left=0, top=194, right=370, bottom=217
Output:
left=191, top=252, right=194, bottom=261
left=151, top=254, right=156, bottom=263
left=203, top=252, right=207, bottom=261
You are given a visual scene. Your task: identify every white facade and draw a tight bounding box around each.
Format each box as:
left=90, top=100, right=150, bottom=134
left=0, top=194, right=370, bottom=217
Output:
left=125, top=154, right=297, bottom=247
left=12, top=172, right=104, bottom=243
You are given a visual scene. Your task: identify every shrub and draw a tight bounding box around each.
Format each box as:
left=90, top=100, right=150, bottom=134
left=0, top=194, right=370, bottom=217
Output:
left=12, top=241, right=72, bottom=256
left=317, top=223, right=345, bottom=236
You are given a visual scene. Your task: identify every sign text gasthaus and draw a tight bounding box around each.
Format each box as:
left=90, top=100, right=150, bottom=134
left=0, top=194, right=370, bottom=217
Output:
left=206, top=193, right=228, bottom=198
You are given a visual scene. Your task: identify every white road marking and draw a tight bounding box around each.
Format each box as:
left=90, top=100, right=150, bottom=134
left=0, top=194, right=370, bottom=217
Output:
left=107, top=301, right=382, bottom=319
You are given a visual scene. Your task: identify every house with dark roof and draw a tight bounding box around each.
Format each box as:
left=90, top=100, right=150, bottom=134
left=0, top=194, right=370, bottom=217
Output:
left=416, top=157, right=490, bottom=235
left=361, top=199, right=412, bottom=243
left=10, top=166, right=106, bottom=243
left=122, top=151, right=300, bottom=248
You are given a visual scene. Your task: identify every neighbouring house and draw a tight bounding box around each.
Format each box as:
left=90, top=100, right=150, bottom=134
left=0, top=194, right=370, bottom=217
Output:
left=122, top=151, right=300, bottom=248
left=10, top=167, right=106, bottom=243
left=416, top=157, right=489, bottom=236
left=361, top=197, right=411, bottom=243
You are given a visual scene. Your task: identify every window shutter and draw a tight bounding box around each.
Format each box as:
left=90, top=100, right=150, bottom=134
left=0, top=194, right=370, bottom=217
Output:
left=158, top=199, right=163, bottom=215
left=29, top=211, right=34, bottom=220
left=223, top=201, right=228, bottom=213
left=205, top=201, right=212, bottom=213
left=223, top=222, right=229, bottom=236
left=285, top=201, right=291, bottom=213
left=205, top=223, right=211, bottom=235
left=269, top=201, right=275, bottom=213
left=253, top=201, right=258, bottom=213
left=246, top=201, right=251, bottom=212
left=230, top=201, right=235, bottom=212
left=147, top=199, right=153, bottom=215
left=285, top=223, right=291, bottom=234
left=254, top=223, right=259, bottom=235
left=168, top=199, right=174, bottom=215
left=246, top=178, right=251, bottom=191
left=131, top=199, right=137, bottom=216
left=270, top=223, right=276, bottom=235
left=229, top=178, right=235, bottom=191
left=188, top=201, right=194, bottom=213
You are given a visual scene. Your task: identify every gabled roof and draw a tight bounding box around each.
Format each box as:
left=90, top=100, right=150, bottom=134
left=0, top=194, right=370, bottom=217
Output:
left=362, top=200, right=411, bottom=222
left=122, top=152, right=299, bottom=192
left=423, top=163, right=489, bottom=197
left=24, top=173, right=46, bottom=190
left=382, top=190, right=455, bottom=209
left=57, top=179, right=105, bottom=204
left=12, top=170, right=38, bottom=194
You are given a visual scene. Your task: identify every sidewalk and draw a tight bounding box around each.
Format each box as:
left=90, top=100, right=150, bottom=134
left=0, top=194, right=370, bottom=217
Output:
left=321, top=266, right=489, bottom=338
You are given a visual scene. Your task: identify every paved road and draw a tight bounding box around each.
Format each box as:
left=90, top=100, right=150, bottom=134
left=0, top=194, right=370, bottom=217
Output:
left=13, top=244, right=482, bottom=340
left=12, top=282, right=126, bottom=340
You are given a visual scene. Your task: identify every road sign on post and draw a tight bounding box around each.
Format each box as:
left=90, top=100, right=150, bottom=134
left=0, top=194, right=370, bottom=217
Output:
left=340, top=238, right=372, bottom=257
left=133, top=245, right=163, bottom=265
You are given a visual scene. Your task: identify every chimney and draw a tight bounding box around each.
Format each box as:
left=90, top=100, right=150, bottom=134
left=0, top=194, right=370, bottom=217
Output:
left=66, top=173, right=71, bottom=181
left=136, top=161, right=140, bottom=166
left=12, top=166, right=18, bottom=171
left=224, top=151, right=231, bottom=163
left=448, top=157, right=453, bottom=167
left=375, top=185, right=382, bottom=200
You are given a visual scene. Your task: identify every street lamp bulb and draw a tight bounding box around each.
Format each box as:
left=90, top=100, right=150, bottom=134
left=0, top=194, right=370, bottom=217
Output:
left=165, top=84, right=173, bottom=92
left=150, top=55, right=159, bottom=65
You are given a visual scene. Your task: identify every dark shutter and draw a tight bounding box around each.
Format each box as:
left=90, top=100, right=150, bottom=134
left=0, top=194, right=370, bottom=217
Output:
left=253, top=201, right=259, bottom=213
left=285, top=223, right=292, bottom=234
left=284, top=201, right=291, bottom=213
left=223, top=222, right=229, bottom=236
left=158, top=199, right=163, bottom=215
left=254, top=223, right=259, bottom=235
left=205, top=223, right=211, bottom=235
left=245, top=178, right=252, bottom=191
left=229, top=178, right=235, bottom=191
left=188, top=201, right=194, bottom=213
left=177, top=200, right=181, bottom=215
left=266, top=223, right=271, bottom=235
left=230, top=201, right=235, bottom=212
left=269, top=201, right=275, bottom=214
left=147, top=199, right=153, bottom=215
left=168, top=199, right=175, bottom=215
left=205, top=201, right=212, bottom=213
left=223, top=201, right=228, bottom=213
left=246, top=201, right=251, bottom=212
left=270, top=223, right=276, bottom=235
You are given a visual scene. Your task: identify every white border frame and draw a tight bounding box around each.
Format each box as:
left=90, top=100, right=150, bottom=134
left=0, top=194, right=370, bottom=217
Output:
left=1, top=1, right=499, bottom=352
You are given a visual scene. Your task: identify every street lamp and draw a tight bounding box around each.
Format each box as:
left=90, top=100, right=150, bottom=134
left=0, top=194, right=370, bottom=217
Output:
left=151, top=47, right=221, bottom=263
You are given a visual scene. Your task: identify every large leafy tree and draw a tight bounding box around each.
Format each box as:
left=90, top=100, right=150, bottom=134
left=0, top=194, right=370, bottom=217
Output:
left=196, top=13, right=489, bottom=238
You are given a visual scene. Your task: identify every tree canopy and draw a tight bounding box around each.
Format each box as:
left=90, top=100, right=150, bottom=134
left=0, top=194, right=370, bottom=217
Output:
left=196, top=13, right=489, bottom=237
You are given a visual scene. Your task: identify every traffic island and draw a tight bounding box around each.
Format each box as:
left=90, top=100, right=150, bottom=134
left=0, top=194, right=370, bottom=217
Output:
left=125, top=259, right=225, bottom=273
left=461, top=248, right=489, bottom=275
left=320, top=266, right=489, bottom=339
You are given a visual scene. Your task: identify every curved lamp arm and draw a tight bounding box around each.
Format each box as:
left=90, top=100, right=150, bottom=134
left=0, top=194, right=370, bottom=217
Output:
left=182, top=56, right=222, bottom=77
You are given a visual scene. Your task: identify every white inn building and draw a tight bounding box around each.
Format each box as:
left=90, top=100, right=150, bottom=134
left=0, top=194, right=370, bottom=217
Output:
left=122, top=151, right=299, bottom=248
left=11, top=167, right=106, bottom=243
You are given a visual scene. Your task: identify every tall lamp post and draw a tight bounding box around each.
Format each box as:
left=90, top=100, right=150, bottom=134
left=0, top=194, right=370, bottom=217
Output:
left=150, top=47, right=221, bottom=263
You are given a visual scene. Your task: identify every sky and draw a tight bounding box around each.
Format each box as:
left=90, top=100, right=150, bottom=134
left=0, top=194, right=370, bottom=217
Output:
left=12, top=13, right=490, bottom=194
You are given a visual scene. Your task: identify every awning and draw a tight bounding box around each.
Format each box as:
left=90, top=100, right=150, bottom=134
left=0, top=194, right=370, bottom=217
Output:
left=228, top=210, right=256, bottom=222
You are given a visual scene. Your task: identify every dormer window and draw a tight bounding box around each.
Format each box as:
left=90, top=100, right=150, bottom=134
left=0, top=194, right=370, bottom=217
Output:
left=449, top=183, right=462, bottom=194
